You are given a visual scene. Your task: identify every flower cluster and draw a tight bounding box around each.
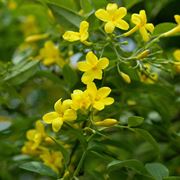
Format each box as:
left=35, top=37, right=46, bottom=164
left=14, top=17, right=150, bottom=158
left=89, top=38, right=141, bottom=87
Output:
left=21, top=120, right=63, bottom=173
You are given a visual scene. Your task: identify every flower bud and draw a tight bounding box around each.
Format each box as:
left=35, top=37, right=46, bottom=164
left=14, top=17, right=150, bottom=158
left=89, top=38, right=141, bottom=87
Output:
left=94, top=118, right=118, bottom=127
left=120, top=72, right=131, bottom=84
left=136, top=50, right=150, bottom=60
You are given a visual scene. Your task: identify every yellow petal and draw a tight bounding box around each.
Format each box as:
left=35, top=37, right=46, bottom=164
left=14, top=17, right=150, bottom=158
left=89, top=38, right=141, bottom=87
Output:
left=102, top=97, right=114, bottom=105
left=86, top=51, right=98, bottom=65
left=97, top=87, right=111, bottom=98
left=43, top=58, right=55, bottom=65
left=35, top=120, right=44, bottom=134
left=86, top=82, right=97, bottom=97
left=63, top=109, right=77, bottom=121
left=93, top=101, right=105, bottom=110
left=95, top=9, right=110, bottom=22
left=173, top=49, right=180, bottom=61
left=62, top=99, right=72, bottom=111
left=131, top=13, right=141, bottom=25
left=97, top=57, right=109, bottom=69
left=77, top=61, right=91, bottom=71
left=63, top=31, right=80, bottom=42
left=145, top=23, right=154, bottom=33
left=52, top=118, right=63, bottom=132
left=26, top=130, right=36, bottom=140
left=115, top=19, right=129, bottom=30
left=139, top=27, right=150, bottom=42
left=115, top=7, right=127, bottom=18
left=43, top=112, right=59, bottom=124
left=139, top=10, right=147, bottom=24
left=54, top=99, right=62, bottom=114
left=105, top=21, right=115, bottom=33
left=106, top=3, right=118, bottom=12
left=94, top=69, right=103, bottom=79
left=174, top=15, right=180, bottom=24
left=81, top=71, right=95, bottom=84
left=79, top=21, right=89, bottom=42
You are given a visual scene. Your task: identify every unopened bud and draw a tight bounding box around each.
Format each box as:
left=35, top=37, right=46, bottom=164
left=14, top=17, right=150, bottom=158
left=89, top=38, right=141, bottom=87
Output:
left=94, top=119, right=118, bottom=127
left=25, top=33, right=49, bottom=43
left=136, top=50, right=150, bottom=60
left=120, top=72, right=131, bottom=84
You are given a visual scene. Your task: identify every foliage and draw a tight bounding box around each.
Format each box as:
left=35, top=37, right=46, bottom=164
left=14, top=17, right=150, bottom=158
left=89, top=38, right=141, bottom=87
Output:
left=0, top=0, right=180, bottom=180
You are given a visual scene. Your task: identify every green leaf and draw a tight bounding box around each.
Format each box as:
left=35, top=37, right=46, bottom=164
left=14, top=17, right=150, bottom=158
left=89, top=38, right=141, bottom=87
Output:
left=145, top=163, right=169, bottom=180
left=108, top=159, right=147, bottom=175
left=62, top=64, right=78, bottom=89
left=153, top=23, right=176, bottom=36
left=19, top=161, right=57, bottom=177
left=163, top=177, right=180, bottom=180
left=48, top=3, right=83, bottom=29
left=134, top=128, right=160, bottom=154
left=128, top=116, right=144, bottom=127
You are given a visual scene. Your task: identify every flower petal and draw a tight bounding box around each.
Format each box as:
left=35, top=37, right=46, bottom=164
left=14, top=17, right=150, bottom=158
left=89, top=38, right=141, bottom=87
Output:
left=43, top=112, right=59, bottom=124
left=115, top=19, right=129, bottom=30
left=93, top=69, right=102, bottom=79
left=26, top=130, right=36, bottom=140
left=79, top=21, right=89, bottom=42
left=63, top=31, right=80, bottom=42
left=77, top=61, right=91, bottom=71
left=97, top=87, right=111, bottom=99
left=106, top=3, right=118, bottom=12
left=52, top=118, right=63, bottom=132
left=81, top=71, right=95, bottom=84
left=86, top=51, right=98, bottom=65
left=131, top=13, right=141, bottom=25
left=139, top=10, right=147, bottom=24
left=54, top=99, right=62, bottom=113
left=145, top=23, right=154, bottom=33
left=174, top=15, right=180, bottom=24
left=139, top=27, right=150, bottom=42
left=105, top=21, right=115, bottom=33
left=115, top=7, right=127, bottom=18
left=93, top=101, right=105, bottom=111
left=62, top=99, right=72, bottom=111
left=97, top=57, right=109, bottom=69
left=86, top=82, right=97, bottom=99
left=63, top=109, right=77, bottom=121
left=102, top=97, right=114, bottom=105
left=95, top=9, right=110, bottom=22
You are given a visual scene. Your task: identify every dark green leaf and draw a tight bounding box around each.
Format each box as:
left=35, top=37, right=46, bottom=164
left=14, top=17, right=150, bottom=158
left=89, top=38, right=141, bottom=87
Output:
left=145, top=162, right=169, bottom=180
left=153, top=23, right=176, bottom=36
left=80, top=0, right=94, bottom=15
left=128, top=116, right=144, bottom=127
left=134, top=128, right=160, bottom=154
left=62, top=64, right=78, bottom=89
left=108, top=159, right=148, bottom=175
left=19, top=161, right=57, bottom=177
left=123, top=0, right=142, bottom=9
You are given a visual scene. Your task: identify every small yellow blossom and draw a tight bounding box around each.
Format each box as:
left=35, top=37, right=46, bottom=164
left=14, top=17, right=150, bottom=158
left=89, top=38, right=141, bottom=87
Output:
left=86, top=82, right=114, bottom=111
left=7, top=0, right=17, bottom=10
left=173, top=49, right=180, bottom=72
left=26, top=120, right=46, bottom=150
left=124, top=10, right=154, bottom=42
left=21, top=15, right=39, bottom=37
left=40, top=149, right=63, bottom=173
left=94, top=118, right=118, bottom=127
left=38, top=41, right=65, bottom=67
left=77, top=51, right=109, bottom=84
left=162, top=15, right=180, bottom=37
left=71, top=90, right=91, bottom=111
left=63, top=21, right=89, bottom=43
left=95, top=3, right=129, bottom=33
left=43, top=99, right=77, bottom=132
left=25, top=33, right=49, bottom=43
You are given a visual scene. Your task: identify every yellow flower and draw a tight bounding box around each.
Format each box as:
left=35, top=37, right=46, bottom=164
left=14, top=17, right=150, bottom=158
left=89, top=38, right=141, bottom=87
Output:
left=7, top=0, right=17, bottom=10
left=71, top=90, right=91, bottom=111
left=43, top=99, right=77, bottom=132
left=21, top=15, right=39, bottom=37
left=25, top=33, right=49, bottom=43
left=94, top=118, right=118, bottom=127
left=162, top=15, right=180, bottom=37
left=40, top=149, right=63, bottom=173
left=39, top=41, right=65, bottom=67
left=63, top=21, right=89, bottom=43
left=173, top=49, right=180, bottom=73
left=95, top=3, right=129, bottom=33
left=77, top=51, right=109, bottom=84
left=123, top=10, right=154, bottom=42
left=86, top=82, right=114, bottom=111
